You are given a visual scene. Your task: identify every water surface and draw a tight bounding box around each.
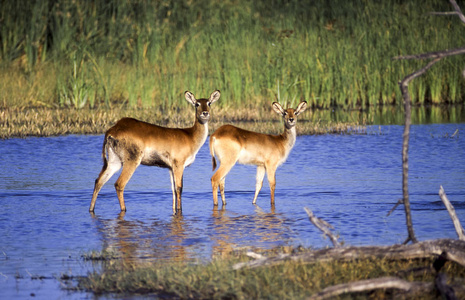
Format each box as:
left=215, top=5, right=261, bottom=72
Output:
left=0, top=124, right=464, bottom=299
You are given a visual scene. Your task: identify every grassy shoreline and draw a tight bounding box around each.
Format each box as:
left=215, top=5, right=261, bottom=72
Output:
left=0, top=106, right=367, bottom=139
left=72, top=246, right=465, bottom=299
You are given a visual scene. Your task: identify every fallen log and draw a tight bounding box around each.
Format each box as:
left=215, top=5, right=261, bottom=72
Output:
left=233, top=239, right=465, bottom=270
left=308, top=276, right=432, bottom=300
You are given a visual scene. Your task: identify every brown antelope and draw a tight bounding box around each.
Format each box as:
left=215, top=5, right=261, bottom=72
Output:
left=89, top=90, right=221, bottom=214
left=210, top=101, right=307, bottom=206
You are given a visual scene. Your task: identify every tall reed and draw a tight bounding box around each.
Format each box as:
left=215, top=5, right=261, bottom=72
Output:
left=0, top=0, right=464, bottom=109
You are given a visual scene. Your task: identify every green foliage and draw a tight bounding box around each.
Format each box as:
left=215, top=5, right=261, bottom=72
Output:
left=1, top=0, right=465, bottom=109
left=57, top=47, right=95, bottom=108
left=75, top=252, right=465, bottom=299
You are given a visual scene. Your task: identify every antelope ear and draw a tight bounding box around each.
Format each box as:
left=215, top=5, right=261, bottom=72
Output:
left=295, top=101, right=308, bottom=116
left=185, top=91, right=197, bottom=106
left=208, top=90, right=221, bottom=105
left=272, top=102, right=285, bottom=116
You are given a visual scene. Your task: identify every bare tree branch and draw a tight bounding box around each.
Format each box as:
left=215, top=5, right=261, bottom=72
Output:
left=309, top=277, right=432, bottom=300
left=304, top=207, right=341, bottom=248
left=429, top=0, right=465, bottom=24
left=232, top=239, right=465, bottom=270
left=439, top=186, right=465, bottom=241
left=397, top=59, right=443, bottom=244
left=393, top=46, right=465, bottom=61
left=450, top=0, right=465, bottom=23
left=387, top=199, right=403, bottom=217
left=394, top=0, right=465, bottom=245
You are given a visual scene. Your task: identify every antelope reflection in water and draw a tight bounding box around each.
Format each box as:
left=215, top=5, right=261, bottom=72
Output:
left=89, top=206, right=294, bottom=262
left=211, top=205, right=293, bottom=258
left=89, top=212, right=192, bottom=262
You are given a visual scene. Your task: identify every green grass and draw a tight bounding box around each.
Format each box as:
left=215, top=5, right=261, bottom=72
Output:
left=0, top=0, right=464, bottom=110
left=73, top=248, right=465, bottom=299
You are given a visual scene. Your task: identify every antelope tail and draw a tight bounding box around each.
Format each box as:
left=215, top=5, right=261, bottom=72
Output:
left=101, top=133, right=111, bottom=171
left=209, top=136, right=217, bottom=171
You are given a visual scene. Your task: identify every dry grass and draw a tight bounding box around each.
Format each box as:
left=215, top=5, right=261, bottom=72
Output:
left=0, top=107, right=365, bottom=139
left=73, top=247, right=465, bottom=299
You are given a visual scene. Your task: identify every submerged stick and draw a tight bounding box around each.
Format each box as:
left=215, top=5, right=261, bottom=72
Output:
left=387, top=199, right=403, bottom=217
left=439, top=186, right=465, bottom=240
left=304, top=207, right=340, bottom=248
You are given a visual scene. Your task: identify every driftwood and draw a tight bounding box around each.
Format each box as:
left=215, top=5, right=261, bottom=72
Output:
left=233, top=238, right=465, bottom=270
left=304, top=207, right=340, bottom=248
left=308, top=276, right=433, bottom=300
left=439, top=186, right=465, bottom=241
left=233, top=239, right=465, bottom=298
left=310, top=272, right=461, bottom=300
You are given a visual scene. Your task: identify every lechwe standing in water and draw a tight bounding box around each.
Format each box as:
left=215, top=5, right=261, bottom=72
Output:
left=89, top=90, right=221, bottom=214
left=210, top=101, right=307, bottom=206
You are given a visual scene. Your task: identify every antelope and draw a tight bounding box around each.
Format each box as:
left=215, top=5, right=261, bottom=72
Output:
left=209, top=101, right=307, bottom=206
left=89, top=90, right=221, bottom=214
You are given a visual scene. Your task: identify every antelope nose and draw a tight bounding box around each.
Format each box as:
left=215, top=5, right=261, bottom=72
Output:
left=202, top=111, right=209, bottom=117
left=289, top=118, right=294, bottom=122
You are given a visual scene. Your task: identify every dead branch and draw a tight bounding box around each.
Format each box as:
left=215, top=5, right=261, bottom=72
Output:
left=439, top=186, right=465, bottom=241
left=304, top=207, right=340, bottom=248
left=430, top=0, right=465, bottom=24
left=308, top=276, right=432, bottom=300
left=394, top=0, right=465, bottom=244
left=449, top=0, right=465, bottom=22
left=393, top=46, right=465, bottom=61
left=397, top=57, right=443, bottom=244
left=232, top=239, right=465, bottom=270
left=387, top=199, right=403, bottom=217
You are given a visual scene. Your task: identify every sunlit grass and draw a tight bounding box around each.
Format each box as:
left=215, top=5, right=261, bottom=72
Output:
left=0, top=0, right=464, bottom=110
left=0, top=106, right=365, bottom=138
left=73, top=248, right=465, bottom=299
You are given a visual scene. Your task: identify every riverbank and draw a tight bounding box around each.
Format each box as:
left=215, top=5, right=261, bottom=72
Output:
left=73, top=240, right=465, bottom=299
left=0, top=107, right=366, bottom=139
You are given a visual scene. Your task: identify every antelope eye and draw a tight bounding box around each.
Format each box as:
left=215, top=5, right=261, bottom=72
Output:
left=195, top=102, right=200, bottom=107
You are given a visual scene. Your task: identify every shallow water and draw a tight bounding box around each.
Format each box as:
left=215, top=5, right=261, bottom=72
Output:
left=0, top=124, right=464, bottom=299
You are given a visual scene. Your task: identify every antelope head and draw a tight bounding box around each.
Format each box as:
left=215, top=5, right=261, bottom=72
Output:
left=272, top=101, right=308, bottom=129
left=185, top=90, right=221, bottom=125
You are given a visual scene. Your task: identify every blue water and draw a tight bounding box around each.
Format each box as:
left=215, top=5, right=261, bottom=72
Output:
left=0, top=124, right=464, bottom=299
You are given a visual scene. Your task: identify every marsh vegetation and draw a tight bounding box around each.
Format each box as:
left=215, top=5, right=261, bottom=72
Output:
left=2, top=0, right=465, bottom=298
left=1, top=0, right=464, bottom=112
left=75, top=246, right=465, bottom=299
